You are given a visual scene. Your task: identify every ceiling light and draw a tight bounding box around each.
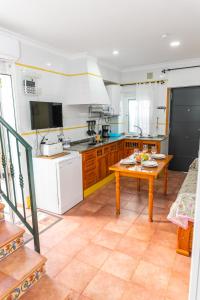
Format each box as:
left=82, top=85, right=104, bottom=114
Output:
left=46, top=62, right=52, bottom=66
left=170, top=41, right=181, bottom=47
left=112, top=50, right=119, bottom=55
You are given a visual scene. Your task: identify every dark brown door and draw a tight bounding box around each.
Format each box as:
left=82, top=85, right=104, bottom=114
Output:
left=169, top=86, right=200, bottom=171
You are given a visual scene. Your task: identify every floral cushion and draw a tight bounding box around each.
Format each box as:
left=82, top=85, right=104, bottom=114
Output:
left=167, top=159, right=198, bottom=229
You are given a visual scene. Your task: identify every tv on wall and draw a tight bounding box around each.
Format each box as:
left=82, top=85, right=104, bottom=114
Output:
left=30, top=101, right=63, bottom=130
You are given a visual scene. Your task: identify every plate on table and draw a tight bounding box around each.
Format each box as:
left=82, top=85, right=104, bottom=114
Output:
left=120, top=158, right=136, bottom=165
left=141, top=160, right=158, bottom=168
left=151, top=154, right=166, bottom=160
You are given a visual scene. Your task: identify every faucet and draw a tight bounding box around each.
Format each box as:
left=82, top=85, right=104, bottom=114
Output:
left=134, top=125, right=143, bottom=137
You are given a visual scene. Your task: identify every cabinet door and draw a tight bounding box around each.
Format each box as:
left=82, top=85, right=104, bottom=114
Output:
left=82, top=149, right=97, bottom=189
left=97, top=155, right=108, bottom=181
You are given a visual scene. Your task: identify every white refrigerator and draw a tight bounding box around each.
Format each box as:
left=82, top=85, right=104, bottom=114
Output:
left=33, top=151, right=83, bottom=214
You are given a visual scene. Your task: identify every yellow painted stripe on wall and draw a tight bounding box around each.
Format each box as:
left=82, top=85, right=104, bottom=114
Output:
left=21, top=125, right=88, bottom=136
left=84, top=173, right=115, bottom=198
left=15, top=62, right=102, bottom=78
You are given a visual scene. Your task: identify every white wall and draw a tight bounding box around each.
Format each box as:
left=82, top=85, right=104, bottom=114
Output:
left=10, top=41, right=121, bottom=153
left=120, top=58, right=200, bottom=135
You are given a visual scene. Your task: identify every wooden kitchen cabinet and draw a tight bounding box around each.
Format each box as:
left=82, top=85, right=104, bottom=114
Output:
left=82, top=150, right=97, bottom=189
left=124, top=140, right=141, bottom=157
left=82, top=139, right=162, bottom=190
left=96, top=147, right=108, bottom=181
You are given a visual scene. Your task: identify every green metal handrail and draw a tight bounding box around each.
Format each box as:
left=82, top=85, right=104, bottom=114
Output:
left=0, top=116, right=40, bottom=253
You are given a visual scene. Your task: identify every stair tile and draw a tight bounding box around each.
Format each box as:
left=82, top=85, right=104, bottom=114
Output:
left=0, top=247, right=46, bottom=300
left=0, top=203, right=5, bottom=211
left=0, top=271, right=19, bottom=297
left=0, top=246, right=46, bottom=280
left=0, top=203, right=5, bottom=220
left=0, top=221, right=25, bottom=261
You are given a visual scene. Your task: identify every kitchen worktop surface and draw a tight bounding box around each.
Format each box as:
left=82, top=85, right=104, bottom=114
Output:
left=69, top=135, right=167, bottom=153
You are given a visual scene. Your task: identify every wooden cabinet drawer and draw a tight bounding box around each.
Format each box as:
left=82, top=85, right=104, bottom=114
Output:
left=96, top=148, right=103, bottom=157
left=103, top=146, right=110, bottom=155
left=84, top=158, right=96, bottom=171
left=83, top=169, right=97, bottom=189
left=117, top=141, right=124, bottom=150
left=110, top=144, right=117, bottom=152
left=124, top=140, right=141, bottom=149
left=83, top=150, right=96, bottom=161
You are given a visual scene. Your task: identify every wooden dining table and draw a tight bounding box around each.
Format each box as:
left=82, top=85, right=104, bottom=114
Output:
left=109, top=155, right=173, bottom=222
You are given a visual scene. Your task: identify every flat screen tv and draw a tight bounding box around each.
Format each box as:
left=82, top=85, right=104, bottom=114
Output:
left=30, top=101, right=63, bottom=130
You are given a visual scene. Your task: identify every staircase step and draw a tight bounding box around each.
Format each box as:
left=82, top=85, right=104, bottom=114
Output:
left=0, top=246, right=46, bottom=300
left=0, top=221, right=25, bottom=261
left=0, top=203, right=5, bottom=211
left=0, top=203, right=5, bottom=220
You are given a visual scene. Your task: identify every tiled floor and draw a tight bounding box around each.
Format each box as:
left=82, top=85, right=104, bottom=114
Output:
left=22, top=171, right=191, bottom=300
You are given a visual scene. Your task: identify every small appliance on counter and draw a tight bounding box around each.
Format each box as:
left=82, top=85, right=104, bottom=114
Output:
left=41, top=142, right=63, bottom=156
left=102, top=125, right=111, bottom=138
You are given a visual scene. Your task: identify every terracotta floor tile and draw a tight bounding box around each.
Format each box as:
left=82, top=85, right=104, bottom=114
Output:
left=83, top=270, right=126, bottom=300
left=73, top=221, right=103, bottom=240
left=143, top=243, right=176, bottom=268
left=173, top=254, right=191, bottom=278
left=52, top=235, right=89, bottom=257
left=104, top=219, right=131, bottom=234
left=96, top=205, right=117, bottom=217
left=45, top=248, right=73, bottom=277
left=166, top=271, right=189, bottom=300
left=151, top=230, right=177, bottom=249
left=76, top=243, right=111, bottom=268
left=39, top=220, right=80, bottom=248
left=123, top=201, right=146, bottom=213
left=131, top=260, right=171, bottom=295
left=156, top=221, right=177, bottom=234
left=77, top=295, right=92, bottom=300
left=121, top=283, right=165, bottom=300
left=101, top=250, right=139, bottom=281
left=92, top=229, right=122, bottom=250
left=22, top=170, right=189, bottom=300
left=80, top=202, right=103, bottom=213
left=55, top=258, right=97, bottom=293
left=116, top=236, right=149, bottom=258
left=117, top=208, right=138, bottom=223
left=126, top=224, right=155, bottom=242
left=134, top=214, right=158, bottom=229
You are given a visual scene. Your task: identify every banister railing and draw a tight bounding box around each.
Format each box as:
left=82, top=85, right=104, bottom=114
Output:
left=0, top=116, right=40, bottom=253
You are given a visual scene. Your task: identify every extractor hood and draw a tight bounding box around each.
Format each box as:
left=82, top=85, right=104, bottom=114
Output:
left=67, top=55, right=110, bottom=105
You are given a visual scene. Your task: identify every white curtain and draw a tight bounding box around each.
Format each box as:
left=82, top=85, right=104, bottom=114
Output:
left=134, top=83, right=165, bottom=136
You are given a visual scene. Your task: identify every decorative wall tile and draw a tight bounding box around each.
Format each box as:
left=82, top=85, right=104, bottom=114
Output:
left=0, top=236, right=24, bottom=261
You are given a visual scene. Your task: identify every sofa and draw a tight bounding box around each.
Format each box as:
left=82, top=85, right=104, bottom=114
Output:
left=167, top=158, right=198, bottom=256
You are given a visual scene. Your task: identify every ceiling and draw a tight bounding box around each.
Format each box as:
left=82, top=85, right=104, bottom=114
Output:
left=0, top=0, right=200, bottom=69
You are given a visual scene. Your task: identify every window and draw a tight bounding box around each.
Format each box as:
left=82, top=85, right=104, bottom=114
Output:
left=128, top=99, right=150, bottom=135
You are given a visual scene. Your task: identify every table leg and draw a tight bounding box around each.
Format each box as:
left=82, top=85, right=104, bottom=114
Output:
left=164, top=166, right=168, bottom=195
left=115, top=171, right=120, bottom=215
left=148, top=177, right=154, bottom=222
left=137, top=178, right=141, bottom=192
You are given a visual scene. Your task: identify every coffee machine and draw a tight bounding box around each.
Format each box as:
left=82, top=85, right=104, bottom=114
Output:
left=102, top=125, right=110, bottom=139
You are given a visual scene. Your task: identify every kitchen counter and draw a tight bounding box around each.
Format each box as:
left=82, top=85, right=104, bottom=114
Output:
left=69, top=135, right=167, bottom=153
